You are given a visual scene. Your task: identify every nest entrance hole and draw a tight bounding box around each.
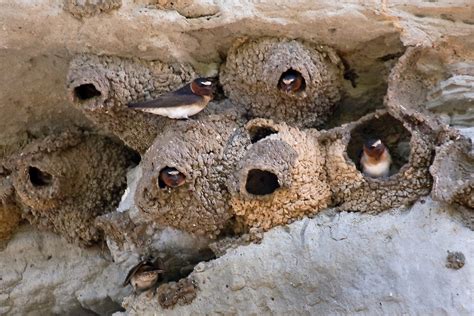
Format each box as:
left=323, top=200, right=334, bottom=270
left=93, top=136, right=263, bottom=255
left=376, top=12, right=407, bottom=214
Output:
left=277, top=69, right=306, bottom=94
left=347, top=114, right=411, bottom=176
left=248, top=125, right=278, bottom=143
left=28, top=166, right=53, bottom=187
left=158, top=167, right=186, bottom=189
left=245, top=169, right=280, bottom=195
left=74, top=83, right=101, bottom=101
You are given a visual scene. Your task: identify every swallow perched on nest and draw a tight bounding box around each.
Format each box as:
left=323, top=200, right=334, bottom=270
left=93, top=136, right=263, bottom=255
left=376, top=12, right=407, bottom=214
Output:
left=123, top=259, right=164, bottom=294
left=128, top=78, right=217, bottom=119
left=278, top=69, right=305, bottom=94
left=360, top=139, right=392, bottom=178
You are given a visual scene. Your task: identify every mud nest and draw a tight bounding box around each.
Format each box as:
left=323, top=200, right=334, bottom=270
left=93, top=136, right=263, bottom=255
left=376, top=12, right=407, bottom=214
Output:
left=0, top=168, right=21, bottom=242
left=61, top=39, right=472, bottom=245
left=323, top=111, right=434, bottom=212
left=135, top=115, right=239, bottom=238
left=220, top=37, right=343, bottom=127
left=226, top=119, right=331, bottom=230
left=10, top=130, right=135, bottom=246
left=67, top=54, right=196, bottom=153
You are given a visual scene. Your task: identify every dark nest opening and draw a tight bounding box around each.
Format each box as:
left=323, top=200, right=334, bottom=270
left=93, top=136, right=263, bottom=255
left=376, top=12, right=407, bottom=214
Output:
left=74, top=83, right=101, bottom=101
left=157, top=167, right=186, bottom=189
left=248, top=125, right=278, bottom=143
left=245, top=169, right=280, bottom=195
left=346, top=114, right=411, bottom=176
left=28, top=166, right=53, bottom=187
left=277, top=69, right=306, bottom=94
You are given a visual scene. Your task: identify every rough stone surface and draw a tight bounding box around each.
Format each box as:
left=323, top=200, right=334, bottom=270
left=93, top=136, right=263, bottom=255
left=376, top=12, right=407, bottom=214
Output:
left=430, top=136, right=473, bottom=210
left=426, top=74, right=474, bottom=127
left=386, top=45, right=473, bottom=134
left=123, top=198, right=474, bottom=315
left=0, top=225, right=128, bottom=316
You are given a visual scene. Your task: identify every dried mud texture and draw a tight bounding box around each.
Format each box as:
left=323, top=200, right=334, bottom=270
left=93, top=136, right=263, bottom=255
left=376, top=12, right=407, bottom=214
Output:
left=67, top=54, right=196, bottom=153
left=0, top=168, right=21, bottom=241
left=64, top=0, right=122, bottom=19
left=156, top=278, right=198, bottom=309
left=152, top=0, right=220, bottom=18
left=226, top=119, right=331, bottom=230
left=446, top=251, right=466, bottom=270
left=10, top=130, right=134, bottom=246
left=135, top=114, right=239, bottom=238
left=430, top=137, right=473, bottom=209
left=220, top=38, right=343, bottom=128
left=95, top=211, right=149, bottom=249
left=323, top=111, right=433, bottom=213
left=386, top=46, right=470, bottom=141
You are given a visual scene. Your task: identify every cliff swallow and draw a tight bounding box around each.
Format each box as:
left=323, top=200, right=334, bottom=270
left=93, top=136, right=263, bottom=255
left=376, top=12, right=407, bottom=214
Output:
left=278, top=69, right=305, bottom=94
left=123, top=260, right=164, bottom=294
left=159, top=167, right=186, bottom=188
left=360, top=139, right=392, bottom=178
left=128, top=78, right=216, bottom=119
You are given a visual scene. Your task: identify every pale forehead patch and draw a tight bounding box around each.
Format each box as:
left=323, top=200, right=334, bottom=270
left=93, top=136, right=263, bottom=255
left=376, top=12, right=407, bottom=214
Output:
left=282, top=78, right=295, bottom=84
left=373, top=139, right=382, bottom=146
left=168, top=170, right=180, bottom=175
left=201, top=80, right=212, bottom=86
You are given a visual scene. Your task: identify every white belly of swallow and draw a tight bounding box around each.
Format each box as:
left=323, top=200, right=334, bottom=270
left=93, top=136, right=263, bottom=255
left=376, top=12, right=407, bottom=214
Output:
left=143, top=104, right=204, bottom=119
left=363, top=160, right=390, bottom=177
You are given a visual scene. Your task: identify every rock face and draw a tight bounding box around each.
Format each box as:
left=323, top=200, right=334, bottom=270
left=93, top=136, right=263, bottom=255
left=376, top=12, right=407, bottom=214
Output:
left=431, top=136, right=474, bottom=211
left=0, top=225, right=128, bottom=315
left=0, top=0, right=473, bottom=315
left=123, top=198, right=473, bottom=315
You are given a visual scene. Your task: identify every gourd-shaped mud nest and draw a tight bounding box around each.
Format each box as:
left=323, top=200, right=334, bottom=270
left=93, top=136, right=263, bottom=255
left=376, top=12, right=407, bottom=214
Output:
left=220, top=37, right=344, bottom=127
left=10, top=130, right=135, bottom=246
left=225, top=118, right=331, bottom=230
left=0, top=167, right=21, bottom=242
left=323, top=111, right=434, bottom=213
left=134, top=115, right=239, bottom=239
left=67, top=54, right=196, bottom=153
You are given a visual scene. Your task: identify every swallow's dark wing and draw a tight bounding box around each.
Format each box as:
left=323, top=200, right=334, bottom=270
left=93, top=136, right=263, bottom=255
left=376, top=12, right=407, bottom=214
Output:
left=127, top=84, right=202, bottom=109
left=122, top=261, right=145, bottom=287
